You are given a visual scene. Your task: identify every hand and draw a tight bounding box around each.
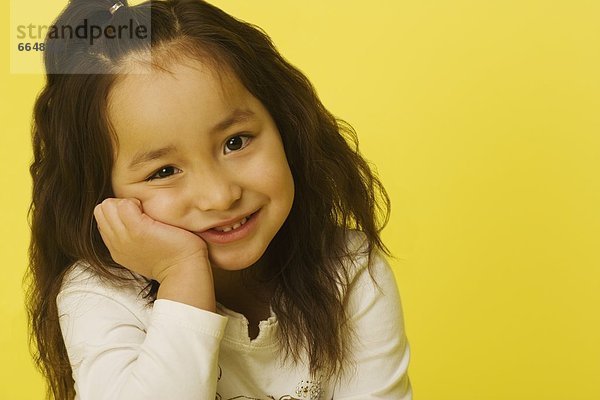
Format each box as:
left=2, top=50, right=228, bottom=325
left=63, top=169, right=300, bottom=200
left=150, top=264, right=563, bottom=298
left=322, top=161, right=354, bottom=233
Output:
left=93, top=198, right=209, bottom=283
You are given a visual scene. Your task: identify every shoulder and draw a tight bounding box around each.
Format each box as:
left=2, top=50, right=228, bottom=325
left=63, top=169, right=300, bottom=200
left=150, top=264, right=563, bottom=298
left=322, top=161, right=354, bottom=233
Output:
left=61, top=260, right=148, bottom=295
left=59, top=261, right=102, bottom=294
left=340, top=229, right=395, bottom=287
left=338, top=230, right=403, bottom=318
left=334, top=232, right=412, bottom=397
left=58, top=260, right=152, bottom=321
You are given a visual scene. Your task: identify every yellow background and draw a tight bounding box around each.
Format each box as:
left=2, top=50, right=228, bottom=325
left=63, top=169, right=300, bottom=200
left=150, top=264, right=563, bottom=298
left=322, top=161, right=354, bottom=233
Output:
left=2, top=1, right=599, bottom=399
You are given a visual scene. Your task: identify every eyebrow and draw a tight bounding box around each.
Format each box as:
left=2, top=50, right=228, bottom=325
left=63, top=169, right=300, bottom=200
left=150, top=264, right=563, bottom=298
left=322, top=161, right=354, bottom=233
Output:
left=128, top=145, right=177, bottom=170
left=210, top=108, right=256, bottom=134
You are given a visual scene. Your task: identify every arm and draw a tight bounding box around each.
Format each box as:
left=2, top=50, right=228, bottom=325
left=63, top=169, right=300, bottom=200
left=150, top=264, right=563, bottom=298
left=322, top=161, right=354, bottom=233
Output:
left=334, top=252, right=412, bottom=399
left=92, top=197, right=216, bottom=312
left=57, top=263, right=228, bottom=400
left=58, top=198, right=224, bottom=399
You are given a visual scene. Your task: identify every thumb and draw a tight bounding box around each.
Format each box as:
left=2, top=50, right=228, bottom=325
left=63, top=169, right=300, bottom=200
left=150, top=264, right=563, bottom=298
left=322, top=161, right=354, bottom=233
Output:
left=130, top=198, right=143, bottom=211
left=119, top=198, right=156, bottom=232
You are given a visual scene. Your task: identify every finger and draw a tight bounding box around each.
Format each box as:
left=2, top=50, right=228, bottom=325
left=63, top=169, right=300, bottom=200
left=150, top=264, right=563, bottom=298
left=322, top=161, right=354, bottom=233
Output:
left=117, top=198, right=154, bottom=234
left=93, top=203, right=111, bottom=234
left=93, top=204, right=114, bottom=249
left=99, top=198, right=127, bottom=234
left=131, top=198, right=143, bottom=210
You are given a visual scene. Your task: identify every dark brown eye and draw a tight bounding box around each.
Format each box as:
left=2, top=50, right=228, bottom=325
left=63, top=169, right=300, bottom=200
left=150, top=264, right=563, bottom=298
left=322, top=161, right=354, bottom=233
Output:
left=224, top=135, right=251, bottom=154
left=156, top=167, right=175, bottom=178
left=147, top=166, right=181, bottom=181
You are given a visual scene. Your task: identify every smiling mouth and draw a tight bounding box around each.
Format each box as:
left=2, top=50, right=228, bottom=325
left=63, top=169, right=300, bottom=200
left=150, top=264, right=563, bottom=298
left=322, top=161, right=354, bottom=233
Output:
left=212, top=215, right=250, bottom=232
left=209, top=211, right=257, bottom=233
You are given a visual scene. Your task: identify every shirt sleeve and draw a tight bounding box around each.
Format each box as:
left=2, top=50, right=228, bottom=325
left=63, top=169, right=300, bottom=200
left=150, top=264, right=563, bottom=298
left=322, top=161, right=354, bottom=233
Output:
left=57, top=264, right=228, bottom=400
left=333, top=251, right=413, bottom=399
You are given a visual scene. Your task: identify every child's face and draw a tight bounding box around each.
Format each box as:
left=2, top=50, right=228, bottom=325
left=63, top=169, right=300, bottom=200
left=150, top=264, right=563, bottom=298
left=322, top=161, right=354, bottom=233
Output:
left=107, top=60, right=295, bottom=271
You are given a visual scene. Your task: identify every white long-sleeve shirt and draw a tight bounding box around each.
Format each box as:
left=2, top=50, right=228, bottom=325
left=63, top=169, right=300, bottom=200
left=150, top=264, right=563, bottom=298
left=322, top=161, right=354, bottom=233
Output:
left=57, top=234, right=412, bottom=399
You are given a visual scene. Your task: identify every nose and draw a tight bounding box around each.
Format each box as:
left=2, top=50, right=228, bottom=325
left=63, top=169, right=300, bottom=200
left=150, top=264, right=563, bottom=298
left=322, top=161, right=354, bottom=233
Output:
left=187, top=166, right=242, bottom=212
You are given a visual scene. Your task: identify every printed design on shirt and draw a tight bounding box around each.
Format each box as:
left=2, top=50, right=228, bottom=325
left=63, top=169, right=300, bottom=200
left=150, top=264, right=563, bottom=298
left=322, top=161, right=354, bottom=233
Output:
left=294, top=379, right=323, bottom=400
left=215, top=396, right=300, bottom=400
left=215, top=365, right=323, bottom=400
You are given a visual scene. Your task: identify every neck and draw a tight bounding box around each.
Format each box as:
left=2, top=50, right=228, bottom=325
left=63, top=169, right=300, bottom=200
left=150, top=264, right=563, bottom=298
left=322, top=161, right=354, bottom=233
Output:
left=211, top=255, right=272, bottom=312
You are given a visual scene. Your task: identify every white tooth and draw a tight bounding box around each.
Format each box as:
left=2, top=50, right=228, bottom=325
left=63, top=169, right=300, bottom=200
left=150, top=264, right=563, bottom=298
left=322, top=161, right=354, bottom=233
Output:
left=214, top=215, right=250, bottom=232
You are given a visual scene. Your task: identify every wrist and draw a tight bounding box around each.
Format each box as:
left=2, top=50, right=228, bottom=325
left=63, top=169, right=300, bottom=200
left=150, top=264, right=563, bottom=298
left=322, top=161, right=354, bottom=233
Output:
left=153, top=250, right=210, bottom=283
left=156, top=255, right=216, bottom=312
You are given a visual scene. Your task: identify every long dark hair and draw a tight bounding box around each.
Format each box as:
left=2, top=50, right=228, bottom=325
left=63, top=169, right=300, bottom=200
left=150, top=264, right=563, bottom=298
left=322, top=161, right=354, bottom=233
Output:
left=25, top=1, right=391, bottom=399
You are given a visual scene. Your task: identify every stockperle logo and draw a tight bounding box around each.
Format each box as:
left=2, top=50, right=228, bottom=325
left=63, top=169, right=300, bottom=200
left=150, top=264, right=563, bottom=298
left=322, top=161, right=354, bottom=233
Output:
left=10, top=1, right=151, bottom=74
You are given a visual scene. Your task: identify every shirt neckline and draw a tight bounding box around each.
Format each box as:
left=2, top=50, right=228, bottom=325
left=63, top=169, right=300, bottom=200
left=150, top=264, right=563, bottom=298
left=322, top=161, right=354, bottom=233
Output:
left=216, top=302, right=280, bottom=348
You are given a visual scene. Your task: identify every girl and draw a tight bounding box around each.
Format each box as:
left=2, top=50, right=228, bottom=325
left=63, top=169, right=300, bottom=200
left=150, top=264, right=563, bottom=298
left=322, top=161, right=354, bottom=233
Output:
left=26, top=0, right=412, bottom=399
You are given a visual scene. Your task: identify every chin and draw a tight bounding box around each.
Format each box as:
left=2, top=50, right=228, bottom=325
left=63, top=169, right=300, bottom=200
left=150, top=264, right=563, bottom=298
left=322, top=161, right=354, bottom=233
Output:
left=208, top=250, right=264, bottom=272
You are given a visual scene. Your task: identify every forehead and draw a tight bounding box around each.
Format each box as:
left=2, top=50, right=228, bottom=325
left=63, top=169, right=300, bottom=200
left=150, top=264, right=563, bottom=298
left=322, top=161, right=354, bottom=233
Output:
left=107, top=59, right=254, bottom=149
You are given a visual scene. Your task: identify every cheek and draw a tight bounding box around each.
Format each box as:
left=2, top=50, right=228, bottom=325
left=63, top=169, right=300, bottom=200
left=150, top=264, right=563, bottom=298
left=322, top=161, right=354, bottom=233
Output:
left=244, top=142, right=283, bottom=176
left=272, top=148, right=295, bottom=199
left=112, top=180, right=179, bottom=223
left=138, top=192, right=181, bottom=224
left=281, top=168, right=295, bottom=212
left=271, top=162, right=294, bottom=203
left=252, top=151, right=295, bottom=206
